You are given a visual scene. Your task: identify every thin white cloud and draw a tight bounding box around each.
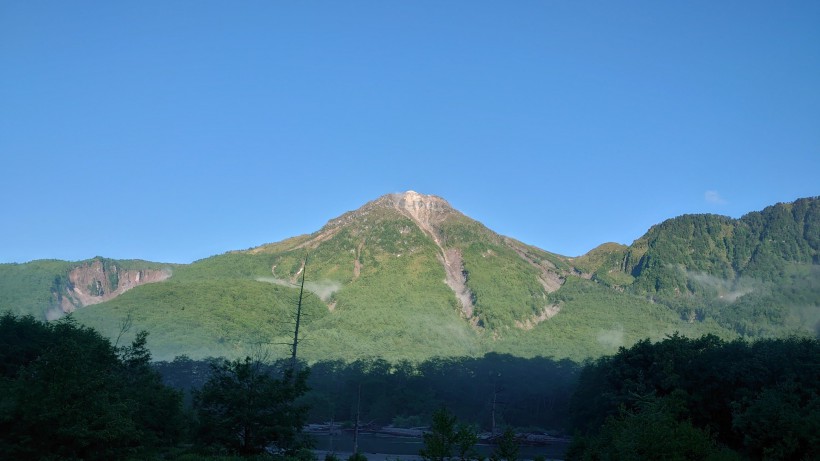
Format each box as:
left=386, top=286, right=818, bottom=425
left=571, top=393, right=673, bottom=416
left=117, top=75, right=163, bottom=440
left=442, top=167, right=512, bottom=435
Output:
left=704, top=190, right=728, bottom=205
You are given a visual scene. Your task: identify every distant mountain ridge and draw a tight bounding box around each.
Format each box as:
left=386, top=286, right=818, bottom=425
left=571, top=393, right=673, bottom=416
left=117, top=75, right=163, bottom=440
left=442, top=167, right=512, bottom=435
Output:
left=576, top=196, right=819, bottom=335
left=1, top=192, right=817, bottom=361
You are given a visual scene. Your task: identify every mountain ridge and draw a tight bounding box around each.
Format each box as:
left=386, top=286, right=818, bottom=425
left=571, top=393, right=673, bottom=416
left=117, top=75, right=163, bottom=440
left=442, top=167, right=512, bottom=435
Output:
left=1, top=193, right=817, bottom=361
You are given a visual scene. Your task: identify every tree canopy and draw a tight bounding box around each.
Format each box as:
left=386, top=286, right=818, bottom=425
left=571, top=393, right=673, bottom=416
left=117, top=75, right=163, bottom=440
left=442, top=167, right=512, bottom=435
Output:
left=567, top=333, right=820, bottom=460
left=194, top=356, right=311, bottom=456
left=0, top=312, right=184, bottom=460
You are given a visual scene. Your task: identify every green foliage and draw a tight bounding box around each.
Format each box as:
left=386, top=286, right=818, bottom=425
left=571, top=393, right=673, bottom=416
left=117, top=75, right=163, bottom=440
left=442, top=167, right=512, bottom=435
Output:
left=568, top=334, right=820, bottom=460
left=419, top=407, right=481, bottom=461
left=420, top=408, right=458, bottom=461
left=0, top=312, right=184, bottom=460
left=493, top=277, right=733, bottom=360
left=69, top=263, right=726, bottom=363
left=0, top=258, right=172, bottom=321
left=454, top=423, right=480, bottom=461
left=174, top=252, right=281, bottom=281
left=101, top=257, right=121, bottom=291
left=0, top=259, right=74, bottom=317
left=573, top=243, right=634, bottom=287
left=435, top=216, right=571, bottom=330
left=194, top=356, right=310, bottom=456
left=119, top=329, right=188, bottom=448
left=568, top=395, right=739, bottom=461
left=72, top=278, right=330, bottom=361
left=3, top=196, right=818, bottom=460
left=461, top=241, right=549, bottom=329
left=618, top=198, right=819, bottom=338
left=71, top=206, right=487, bottom=363
left=304, top=250, right=481, bottom=362
left=491, top=428, right=519, bottom=461
left=704, top=263, right=820, bottom=337
left=732, top=382, right=820, bottom=460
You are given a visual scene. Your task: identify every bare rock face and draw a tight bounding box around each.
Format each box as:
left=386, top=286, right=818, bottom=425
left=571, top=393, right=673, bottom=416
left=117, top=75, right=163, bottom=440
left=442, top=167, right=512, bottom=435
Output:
left=515, top=304, right=562, bottom=330
left=55, top=259, right=170, bottom=315
left=393, top=190, right=453, bottom=238
left=440, top=248, right=475, bottom=318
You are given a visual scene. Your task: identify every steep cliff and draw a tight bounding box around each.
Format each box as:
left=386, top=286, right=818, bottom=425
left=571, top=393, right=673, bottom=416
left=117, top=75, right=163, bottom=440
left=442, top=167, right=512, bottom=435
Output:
left=52, top=258, right=170, bottom=316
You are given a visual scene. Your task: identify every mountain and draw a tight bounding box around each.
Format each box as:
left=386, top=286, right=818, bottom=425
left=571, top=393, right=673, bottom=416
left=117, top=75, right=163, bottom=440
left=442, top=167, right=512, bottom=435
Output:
left=1, top=192, right=817, bottom=362
left=0, top=258, right=171, bottom=320
left=575, top=196, right=820, bottom=336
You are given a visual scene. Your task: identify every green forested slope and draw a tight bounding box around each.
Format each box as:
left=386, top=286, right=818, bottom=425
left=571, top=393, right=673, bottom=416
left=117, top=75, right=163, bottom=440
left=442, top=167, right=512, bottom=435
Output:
left=72, top=278, right=330, bottom=360
left=0, top=258, right=171, bottom=319
left=492, top=277, right=731, bottom=359
left=1, top=195, right=817, bottom=362
left=579, top=197, right=820, bottom=337
left=0, top=259, right=74, bottom=318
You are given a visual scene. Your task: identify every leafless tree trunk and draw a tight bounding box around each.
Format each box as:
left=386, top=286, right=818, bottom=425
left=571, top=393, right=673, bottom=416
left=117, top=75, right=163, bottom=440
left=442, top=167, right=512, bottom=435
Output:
left=290, top=254, right=308, bottom=373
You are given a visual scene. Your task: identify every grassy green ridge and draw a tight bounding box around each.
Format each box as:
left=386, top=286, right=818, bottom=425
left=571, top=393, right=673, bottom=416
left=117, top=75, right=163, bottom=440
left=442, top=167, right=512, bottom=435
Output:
left=73, top=278, right=330, bottom=361
left=572, top=242, right=634, bottom=287
left=461, top=240, right=550, bottom=328
left=304, top=252, right=482, bottom=362
left=436, top=215, right=573, bottom=329
left=492, top=277, right=732, bottom=359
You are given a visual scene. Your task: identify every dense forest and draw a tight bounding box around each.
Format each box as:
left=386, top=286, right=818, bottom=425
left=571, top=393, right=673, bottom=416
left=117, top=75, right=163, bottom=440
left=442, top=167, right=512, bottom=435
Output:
left=0, top=313, right=185, bottom=460
left=613, top=197, right=820, bottom=337
left=2, top=312, right=818, bottom=460
left=566, top=334, right=819, bottom=460
left=157, top=353, right=579, bottom=433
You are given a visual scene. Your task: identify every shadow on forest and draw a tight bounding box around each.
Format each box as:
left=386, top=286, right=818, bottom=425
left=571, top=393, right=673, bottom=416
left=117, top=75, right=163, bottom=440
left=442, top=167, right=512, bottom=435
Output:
left=155, top=353, right=581, bottom=433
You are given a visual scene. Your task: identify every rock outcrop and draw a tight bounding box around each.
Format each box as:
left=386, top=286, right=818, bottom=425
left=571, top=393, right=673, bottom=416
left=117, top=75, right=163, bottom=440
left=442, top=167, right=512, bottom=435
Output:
left=53, top=259, right=170, bottom=316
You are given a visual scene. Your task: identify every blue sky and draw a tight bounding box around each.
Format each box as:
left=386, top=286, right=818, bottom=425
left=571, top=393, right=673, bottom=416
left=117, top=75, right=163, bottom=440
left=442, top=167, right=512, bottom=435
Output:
left=1, top=1, right=818, bottom=263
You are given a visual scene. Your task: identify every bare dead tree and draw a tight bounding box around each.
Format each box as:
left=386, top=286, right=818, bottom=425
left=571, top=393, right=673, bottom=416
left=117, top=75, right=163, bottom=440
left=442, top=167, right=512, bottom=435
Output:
left=114, top=308, right=134, bottom=348
left=290, top=253, right=308, bottom=373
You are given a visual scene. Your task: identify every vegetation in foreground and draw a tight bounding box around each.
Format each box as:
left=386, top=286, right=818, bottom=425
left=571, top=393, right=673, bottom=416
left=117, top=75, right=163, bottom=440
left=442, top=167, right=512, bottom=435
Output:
left=0, top=313, right=310, bottom=461
left=1, top=312, right=818, bottom=460
left=567, top=334, right=820, bottom=460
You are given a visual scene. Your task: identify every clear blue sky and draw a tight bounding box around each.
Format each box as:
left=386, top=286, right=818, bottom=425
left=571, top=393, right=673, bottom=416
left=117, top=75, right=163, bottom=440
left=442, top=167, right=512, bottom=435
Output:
left=2, top=1, right=818, bottom=263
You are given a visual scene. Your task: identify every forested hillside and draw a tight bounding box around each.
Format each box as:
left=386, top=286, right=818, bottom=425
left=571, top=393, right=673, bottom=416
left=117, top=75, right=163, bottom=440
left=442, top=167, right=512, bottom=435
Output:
left=577, top=197, right=819, bottom=337
left=0, top=194, right=816, bottom=362
left=567, top=334, right=820, bottom=460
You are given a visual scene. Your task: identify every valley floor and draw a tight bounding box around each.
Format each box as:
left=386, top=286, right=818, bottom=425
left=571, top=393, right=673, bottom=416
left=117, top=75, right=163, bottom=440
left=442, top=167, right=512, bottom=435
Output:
left=312, top=450, right=565, bottom=461
left=309, top=432, right=570, bottom=461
